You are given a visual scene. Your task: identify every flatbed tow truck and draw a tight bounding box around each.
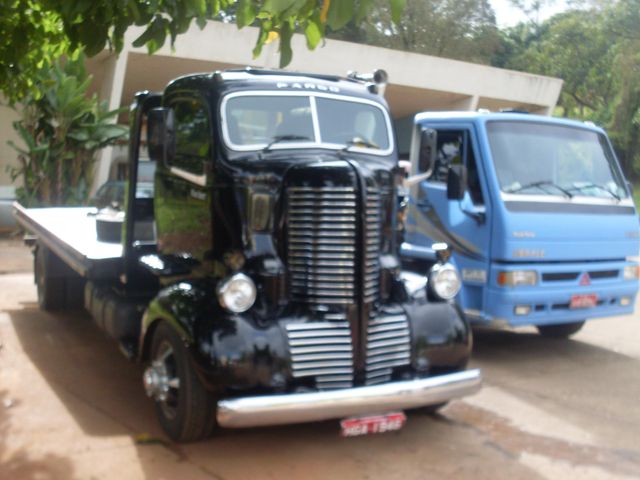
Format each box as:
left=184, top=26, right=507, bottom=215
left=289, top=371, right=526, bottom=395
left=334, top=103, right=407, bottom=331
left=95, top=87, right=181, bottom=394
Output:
left=14, top=68, right=480, bottom=442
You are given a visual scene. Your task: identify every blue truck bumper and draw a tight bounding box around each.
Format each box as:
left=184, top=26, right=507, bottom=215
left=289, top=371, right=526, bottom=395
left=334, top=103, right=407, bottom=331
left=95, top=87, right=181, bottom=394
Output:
left=478, top=260, right=638, bottom=327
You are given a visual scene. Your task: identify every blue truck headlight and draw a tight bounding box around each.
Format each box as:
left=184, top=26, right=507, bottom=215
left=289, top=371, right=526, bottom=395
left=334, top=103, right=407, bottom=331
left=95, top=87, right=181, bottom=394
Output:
left=217, top=273, right=257, bottom=313
left=624, top=265, right=639, bottom=280
left=497, top=270, right=537, bottom=287
left=428, top=263, right=461, bottom=300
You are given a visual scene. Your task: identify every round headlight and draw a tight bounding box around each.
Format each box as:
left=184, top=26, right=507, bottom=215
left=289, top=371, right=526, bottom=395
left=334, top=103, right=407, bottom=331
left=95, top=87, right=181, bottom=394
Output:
left=428, top=263, right=461, bottom=300
left=217, top=273, right=256, bottom=313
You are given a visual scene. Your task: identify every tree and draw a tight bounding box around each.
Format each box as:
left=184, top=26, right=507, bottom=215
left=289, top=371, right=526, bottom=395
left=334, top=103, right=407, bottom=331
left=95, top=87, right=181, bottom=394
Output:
left=0, top=0, right=407, bottom=102
left=329, top=0, right=501, bottom=65
left=493, top=0, right=640, bottom=178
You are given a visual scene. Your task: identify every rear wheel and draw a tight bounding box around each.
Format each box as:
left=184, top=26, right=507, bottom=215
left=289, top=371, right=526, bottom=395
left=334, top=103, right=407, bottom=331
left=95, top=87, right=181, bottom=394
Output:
left=34, top=244, right=85, bottom=311
left=536, top=321, right=585, bottom=338
left=144, top=321, right=217, bottom=442
left=35, top=245, right=66, bottom=311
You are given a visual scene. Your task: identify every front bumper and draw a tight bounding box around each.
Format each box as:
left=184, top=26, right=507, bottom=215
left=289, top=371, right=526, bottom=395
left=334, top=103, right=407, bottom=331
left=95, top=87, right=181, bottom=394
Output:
left=217, top=369, right=481, bottom=428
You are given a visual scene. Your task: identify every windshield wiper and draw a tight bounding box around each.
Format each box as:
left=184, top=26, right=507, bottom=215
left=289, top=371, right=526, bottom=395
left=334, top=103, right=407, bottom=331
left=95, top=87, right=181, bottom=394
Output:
left=342, top=136, right=379, bottom=152
left=505, top=180, right=573, bottom=198
left=566, top=182, right=621, bottom=201
left=263, top=135, right=311, bottom=152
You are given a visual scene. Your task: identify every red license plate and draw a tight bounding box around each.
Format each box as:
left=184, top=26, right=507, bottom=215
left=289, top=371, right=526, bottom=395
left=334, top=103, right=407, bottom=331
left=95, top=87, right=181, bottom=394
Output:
left=340, top=412, right=406, bottom=437
left=570, top=294, right=598, bottom=309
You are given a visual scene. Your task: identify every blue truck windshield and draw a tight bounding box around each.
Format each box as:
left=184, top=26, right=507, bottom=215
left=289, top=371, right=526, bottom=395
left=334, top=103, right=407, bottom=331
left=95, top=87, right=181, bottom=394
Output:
left=487, top=121, right=628, bottom=199
left=222, top=92, right=392, bottom=154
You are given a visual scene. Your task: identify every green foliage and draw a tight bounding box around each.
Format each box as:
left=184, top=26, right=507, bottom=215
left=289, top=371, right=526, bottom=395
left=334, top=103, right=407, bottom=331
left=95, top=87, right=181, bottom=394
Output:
left=0, top=0, right=69, bottom=103
left=0, top=1, right=407, bottom=100
left=494, top=0, right=640, bottom=179
left=7, top=53, right=128, bottom=206
left=327, top=0, right=501, bottom=65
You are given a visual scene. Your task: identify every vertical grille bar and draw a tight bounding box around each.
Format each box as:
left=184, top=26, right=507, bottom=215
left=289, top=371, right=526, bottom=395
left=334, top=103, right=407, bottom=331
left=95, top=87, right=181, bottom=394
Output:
left=286, top=314, right=354, bottom=390
left=287, top=186, right=357, bottom=305
left=364, top=187, right=382, bottom=303
left=365, top=308, right=411, bottom=385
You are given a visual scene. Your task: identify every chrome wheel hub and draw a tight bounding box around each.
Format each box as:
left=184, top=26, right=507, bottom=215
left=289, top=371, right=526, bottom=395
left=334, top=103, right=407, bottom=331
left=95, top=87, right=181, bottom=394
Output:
left=143, top=344, right=180, bottom=404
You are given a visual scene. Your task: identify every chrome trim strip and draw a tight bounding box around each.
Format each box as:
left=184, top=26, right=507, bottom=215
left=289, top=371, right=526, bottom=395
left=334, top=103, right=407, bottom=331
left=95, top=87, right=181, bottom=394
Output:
left=217, top=370, right=482, bottom=428
left=220, top=90, right=394, bottom=156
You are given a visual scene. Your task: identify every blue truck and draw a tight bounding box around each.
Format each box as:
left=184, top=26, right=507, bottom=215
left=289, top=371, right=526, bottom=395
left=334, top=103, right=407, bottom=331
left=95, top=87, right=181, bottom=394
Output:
left=400, top=111, right=639, bottom=337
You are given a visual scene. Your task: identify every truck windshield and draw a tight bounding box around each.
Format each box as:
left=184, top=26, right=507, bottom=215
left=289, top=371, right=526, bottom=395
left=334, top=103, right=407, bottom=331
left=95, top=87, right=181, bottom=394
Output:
left=222, top=93, right=392, bottom=154
left=487, top=121, right=628, bottom=199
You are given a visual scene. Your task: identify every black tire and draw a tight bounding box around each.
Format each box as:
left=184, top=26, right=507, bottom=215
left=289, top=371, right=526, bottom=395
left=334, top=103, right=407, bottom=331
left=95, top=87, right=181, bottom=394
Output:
left=415, top=402, right=448, bottom=415
left=536, top=321, right=585, bottom=338
left=148, top=321, right=217, bottom=442
left=35, top=245, right=66, bottom=311
left=34, top=244, right=85, bottom=311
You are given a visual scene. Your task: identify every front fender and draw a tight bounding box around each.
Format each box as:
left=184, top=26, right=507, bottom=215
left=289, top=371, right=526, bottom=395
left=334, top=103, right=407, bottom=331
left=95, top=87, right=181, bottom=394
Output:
left=139, top=279, right=290, bottom=394
left=405, top=301, right=472, bottom=373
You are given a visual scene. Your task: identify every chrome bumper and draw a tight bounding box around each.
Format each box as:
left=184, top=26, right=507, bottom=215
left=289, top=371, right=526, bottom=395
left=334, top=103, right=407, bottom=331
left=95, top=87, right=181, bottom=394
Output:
left=217, top=369, right=481, bottom=428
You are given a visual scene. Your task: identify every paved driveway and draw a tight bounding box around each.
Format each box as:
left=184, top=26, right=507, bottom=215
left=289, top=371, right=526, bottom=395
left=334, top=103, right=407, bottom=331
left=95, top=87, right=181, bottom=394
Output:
left=1, top=241, right=639, bottom=479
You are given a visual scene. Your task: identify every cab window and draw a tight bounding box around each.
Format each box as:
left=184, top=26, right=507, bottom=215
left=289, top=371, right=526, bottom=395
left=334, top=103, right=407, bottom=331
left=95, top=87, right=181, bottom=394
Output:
left=430, top=129, right=484, bottom=206
left=170, top=97, right=211, bottom=174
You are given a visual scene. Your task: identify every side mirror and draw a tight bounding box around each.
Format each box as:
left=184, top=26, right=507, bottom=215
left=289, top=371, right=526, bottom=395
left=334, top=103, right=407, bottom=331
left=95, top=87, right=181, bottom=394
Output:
left=147, top=107, right=175, bottom=165
left=447, top=164, right=468, bottom=200
left=418, top=128, right=437, bottom=175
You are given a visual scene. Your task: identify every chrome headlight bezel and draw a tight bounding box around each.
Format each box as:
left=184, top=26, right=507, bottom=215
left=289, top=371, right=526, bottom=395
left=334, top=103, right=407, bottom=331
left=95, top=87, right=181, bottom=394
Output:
left=428, top=262, right=462, bottom=300
left=217, top=273, right=257, bottom=313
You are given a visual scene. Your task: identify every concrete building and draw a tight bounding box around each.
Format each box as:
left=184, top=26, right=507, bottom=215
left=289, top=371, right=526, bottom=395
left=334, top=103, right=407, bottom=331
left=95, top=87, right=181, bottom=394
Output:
left=0, top=20, right=562, bottom=229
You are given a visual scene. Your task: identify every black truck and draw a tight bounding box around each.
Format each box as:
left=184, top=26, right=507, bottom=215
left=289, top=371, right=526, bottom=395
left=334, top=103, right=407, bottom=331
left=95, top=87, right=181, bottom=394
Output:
left=14, top=68, right=480, bottom=442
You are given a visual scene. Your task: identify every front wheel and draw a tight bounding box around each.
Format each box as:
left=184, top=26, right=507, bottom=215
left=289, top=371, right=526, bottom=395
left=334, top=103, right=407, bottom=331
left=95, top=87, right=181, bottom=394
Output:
left=536, top=321, right=585, bottom=338
left=144, top=322, right=217, bottom=442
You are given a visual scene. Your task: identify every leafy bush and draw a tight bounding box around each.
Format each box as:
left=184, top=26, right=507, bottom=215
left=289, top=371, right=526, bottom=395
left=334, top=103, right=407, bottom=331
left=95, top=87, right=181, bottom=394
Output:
left=7, top=52, right=128, bottom=206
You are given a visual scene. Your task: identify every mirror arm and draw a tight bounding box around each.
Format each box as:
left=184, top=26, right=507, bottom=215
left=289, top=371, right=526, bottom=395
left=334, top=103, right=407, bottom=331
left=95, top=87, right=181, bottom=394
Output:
left=404, top=172, right=431, bottom=188
left=460, top=203, right=486, bottom=225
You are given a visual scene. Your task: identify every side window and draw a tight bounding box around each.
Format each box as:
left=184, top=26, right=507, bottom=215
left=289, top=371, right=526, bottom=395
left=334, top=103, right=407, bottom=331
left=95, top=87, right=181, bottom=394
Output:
left=170, top=98, right=211, bottom=174
left=432, top=131, right=463, bottom=182
left=431, top=129, right=484, bottom=206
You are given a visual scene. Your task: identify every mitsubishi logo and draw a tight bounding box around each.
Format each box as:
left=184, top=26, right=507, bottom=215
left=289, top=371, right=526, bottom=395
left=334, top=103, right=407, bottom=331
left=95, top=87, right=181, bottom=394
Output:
left=579, top=272, right=591, bottom=286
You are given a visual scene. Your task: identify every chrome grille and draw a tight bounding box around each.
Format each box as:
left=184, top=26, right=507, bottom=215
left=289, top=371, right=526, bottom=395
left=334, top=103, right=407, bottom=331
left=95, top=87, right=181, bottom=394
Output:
left=365, top=308, right=411, bottom=385
left=287, top=186, right=357, bottom=304
left=286, top=314, right=354, bottom=390
left=364, top=187, right=382, bottom=303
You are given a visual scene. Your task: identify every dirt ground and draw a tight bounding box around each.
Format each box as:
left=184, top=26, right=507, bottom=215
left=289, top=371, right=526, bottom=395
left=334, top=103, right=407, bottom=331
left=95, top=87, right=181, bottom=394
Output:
left=1, top=238, right=639, bottom=480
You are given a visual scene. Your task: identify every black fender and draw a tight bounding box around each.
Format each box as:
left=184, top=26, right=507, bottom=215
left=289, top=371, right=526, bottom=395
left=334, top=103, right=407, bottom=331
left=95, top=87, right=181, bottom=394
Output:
left=139, top=279, right=290, bottom=394
left=404, top=301, right=472, bottom=373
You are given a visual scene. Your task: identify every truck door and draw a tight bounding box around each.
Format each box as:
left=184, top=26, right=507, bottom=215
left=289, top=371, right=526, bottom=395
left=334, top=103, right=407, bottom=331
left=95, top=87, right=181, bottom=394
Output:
left=406, top=124, right=491, bottom=318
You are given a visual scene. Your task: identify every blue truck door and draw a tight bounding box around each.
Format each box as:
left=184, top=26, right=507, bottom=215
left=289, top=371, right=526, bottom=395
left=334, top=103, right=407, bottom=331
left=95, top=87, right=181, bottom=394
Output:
left=406, top=124, right=492, bottom=319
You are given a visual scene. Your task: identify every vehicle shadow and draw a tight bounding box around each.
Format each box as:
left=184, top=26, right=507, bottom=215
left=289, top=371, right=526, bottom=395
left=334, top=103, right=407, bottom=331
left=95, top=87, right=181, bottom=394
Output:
left=471, top=325, right=636, bottom=366
left=6, top=305, right=551, bottom=480
left=0, top=388, right=80, bottom=479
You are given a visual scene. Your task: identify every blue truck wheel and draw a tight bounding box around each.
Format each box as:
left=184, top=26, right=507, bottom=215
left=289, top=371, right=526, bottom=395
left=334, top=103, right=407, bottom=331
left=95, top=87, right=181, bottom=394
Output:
left=536, top=321, right=585, bottom=338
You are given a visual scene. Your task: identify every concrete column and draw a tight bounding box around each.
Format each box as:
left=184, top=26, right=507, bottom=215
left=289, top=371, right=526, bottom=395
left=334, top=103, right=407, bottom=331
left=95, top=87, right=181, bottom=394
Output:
left=533, top=105, right=553, bottom=116
left=448, top=95, right=479, bottom=111
left=93, top=52, right=128, bottom=194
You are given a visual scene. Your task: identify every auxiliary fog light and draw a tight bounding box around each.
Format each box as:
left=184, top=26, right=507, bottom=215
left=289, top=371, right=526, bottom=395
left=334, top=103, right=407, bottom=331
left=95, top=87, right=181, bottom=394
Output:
left=217, top=273, right=257, bottom=313
left=623, top=264, right=640, bottom=280
left=428, top=263, right=462, bottom=300
left=620, top=296, right=632, bottom=306
left=514, top=305, right=531, bottom=316
left=497, top=270, right=537, bottom=287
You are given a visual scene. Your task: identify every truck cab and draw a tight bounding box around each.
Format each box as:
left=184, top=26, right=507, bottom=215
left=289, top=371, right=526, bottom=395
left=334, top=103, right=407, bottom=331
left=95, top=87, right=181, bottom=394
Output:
left=16, top=70, right=481, bottom=441
left=402, top=111, right=639, bottom=337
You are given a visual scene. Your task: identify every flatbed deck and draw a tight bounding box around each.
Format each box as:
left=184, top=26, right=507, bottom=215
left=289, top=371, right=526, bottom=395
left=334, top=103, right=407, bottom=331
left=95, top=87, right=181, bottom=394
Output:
left=13, top=203, right=123, bottom=279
